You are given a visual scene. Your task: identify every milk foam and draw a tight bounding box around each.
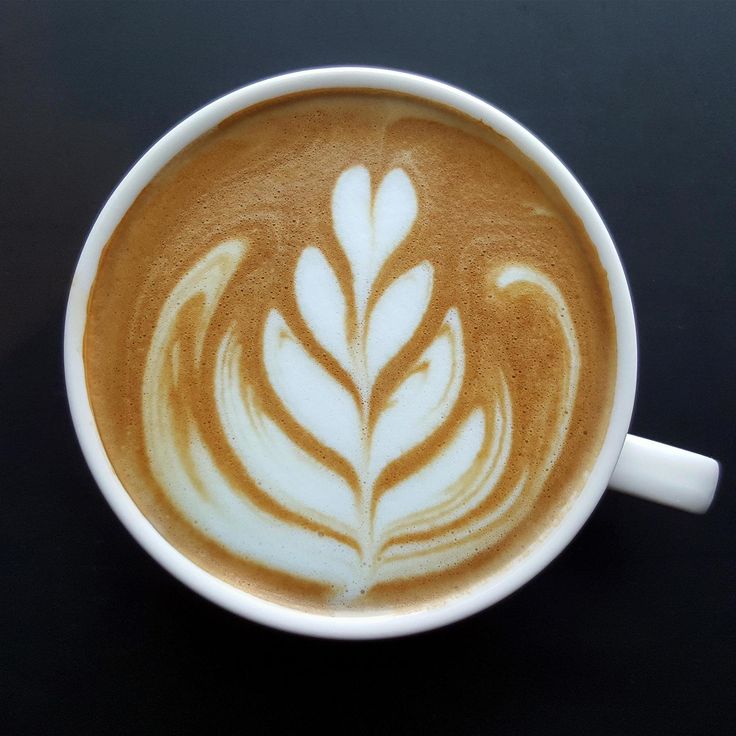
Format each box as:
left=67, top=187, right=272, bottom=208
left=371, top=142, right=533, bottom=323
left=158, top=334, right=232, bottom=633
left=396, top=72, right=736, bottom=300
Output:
left=141, top=166, right=581, bottom=599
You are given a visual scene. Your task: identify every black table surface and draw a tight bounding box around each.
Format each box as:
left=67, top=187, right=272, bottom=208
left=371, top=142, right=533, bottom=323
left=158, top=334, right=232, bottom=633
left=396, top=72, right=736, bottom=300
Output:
left=2, top=2, right=734, bottom=734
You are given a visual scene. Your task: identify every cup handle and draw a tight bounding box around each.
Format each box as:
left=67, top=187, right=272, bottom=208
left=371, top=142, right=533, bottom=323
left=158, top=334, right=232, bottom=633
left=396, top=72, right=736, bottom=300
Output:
left=609, top=435, right=719, bottom=513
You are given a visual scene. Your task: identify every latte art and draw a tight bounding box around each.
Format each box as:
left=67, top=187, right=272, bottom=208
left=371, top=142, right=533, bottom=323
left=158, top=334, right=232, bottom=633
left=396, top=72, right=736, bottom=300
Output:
left=85, top=91, right=616, bottom=612
left=142, top=165, right=580, bottom=600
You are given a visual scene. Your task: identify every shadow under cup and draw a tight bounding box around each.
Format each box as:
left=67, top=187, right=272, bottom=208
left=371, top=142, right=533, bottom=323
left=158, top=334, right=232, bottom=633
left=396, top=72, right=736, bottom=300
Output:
left=65, top=67, right=639, bottom=639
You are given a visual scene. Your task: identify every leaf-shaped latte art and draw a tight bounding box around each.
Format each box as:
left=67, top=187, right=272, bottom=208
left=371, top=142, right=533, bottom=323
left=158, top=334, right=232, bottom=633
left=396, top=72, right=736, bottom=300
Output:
left=372, top=168, right=419, bottom=265
left=215, top=328, right=358, bottom=536
left=375, top=378, right=513, bottom=549
left=295, top=246, right=352, bottom=375
left=141, top=166, right=582, bottom=601
left=366, top=261, right=433, bottom=386
left=332, top=165, right=418, bottom=321
left=331, top=166, right=372, bottom=285
left=263, top=309, right=362, bottom=469
left=142, top=240, right=358, bottom=591
left=368, top=308, right=464, bottom=484
left=374, top=408, right=487, bottom=541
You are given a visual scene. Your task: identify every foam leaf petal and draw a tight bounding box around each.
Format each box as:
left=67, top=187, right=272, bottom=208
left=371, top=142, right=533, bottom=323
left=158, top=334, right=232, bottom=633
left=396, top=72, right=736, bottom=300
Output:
left=366, top=261, right=433, bottom=386
left=295, top=246, right=352, bottom=375
left=263, top=309, right=362, bottom=469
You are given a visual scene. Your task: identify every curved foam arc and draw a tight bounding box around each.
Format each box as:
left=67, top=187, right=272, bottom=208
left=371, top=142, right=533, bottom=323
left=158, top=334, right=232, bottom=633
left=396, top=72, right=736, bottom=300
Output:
left=294, top=246, right=353, bottom=376
left=496, top=264, right=580, bottom=471
left=143, top=239, right=246, bottom=369
left=141, top=241, right=358, bottom=590
left=427, top=265, right=580, bottom=553
left=375, top=375, right=513, bottom=546
left=375, top=267, right=580, bottom=580
left=367, top=307, right=465, bottom=484
left=374, top=474, right=529, bottom=584
left=398, top=377, right=513, bottom=535
left=366, top=261, right=434, bottom=386
left=373, top=408, right=487, bottom=542
left=263, top=309, right=363, bottom=470
left=332, top=166, right=418, bottom=322
left=183, top=426, right=358, bottom=588
left=215, top=327, right=359, bottom=536
left=142, top=239, right=245, bottom=437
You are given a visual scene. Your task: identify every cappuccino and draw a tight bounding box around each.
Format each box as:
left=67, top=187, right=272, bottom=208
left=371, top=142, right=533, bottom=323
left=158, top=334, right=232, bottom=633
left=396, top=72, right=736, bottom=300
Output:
left=85, top=90, right=616, bottom=612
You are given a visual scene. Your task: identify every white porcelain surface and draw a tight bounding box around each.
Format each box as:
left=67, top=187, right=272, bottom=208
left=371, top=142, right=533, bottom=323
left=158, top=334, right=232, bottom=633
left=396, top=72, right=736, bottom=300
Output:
left=65, top=67, right=716, bottom=639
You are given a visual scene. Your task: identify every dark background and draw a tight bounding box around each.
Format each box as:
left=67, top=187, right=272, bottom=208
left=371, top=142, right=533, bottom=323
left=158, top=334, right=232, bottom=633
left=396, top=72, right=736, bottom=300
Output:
left=2, top=1, right=734, bottom=734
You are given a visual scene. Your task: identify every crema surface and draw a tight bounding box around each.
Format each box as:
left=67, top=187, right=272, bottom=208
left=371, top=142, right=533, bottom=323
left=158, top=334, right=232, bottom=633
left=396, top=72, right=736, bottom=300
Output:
left=85, top=91, right=616, bottom=612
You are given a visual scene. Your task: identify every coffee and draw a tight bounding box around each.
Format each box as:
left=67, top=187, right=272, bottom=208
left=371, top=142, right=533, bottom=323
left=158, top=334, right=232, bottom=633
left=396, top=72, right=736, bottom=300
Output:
left=85, top=90, right=616, bottom=612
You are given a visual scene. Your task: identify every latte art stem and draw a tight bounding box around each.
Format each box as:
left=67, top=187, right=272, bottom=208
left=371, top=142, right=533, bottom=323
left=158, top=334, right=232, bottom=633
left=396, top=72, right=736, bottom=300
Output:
left=331, top=166, right=425, bottom=591
left=353, top=323, right=373, bottom=586
left=359, top=401, right=375, bottom=588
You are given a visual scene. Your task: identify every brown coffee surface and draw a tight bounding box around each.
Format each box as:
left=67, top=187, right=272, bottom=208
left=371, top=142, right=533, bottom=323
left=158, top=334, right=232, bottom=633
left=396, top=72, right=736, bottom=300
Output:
left=85, top=90, right=616, bottom=613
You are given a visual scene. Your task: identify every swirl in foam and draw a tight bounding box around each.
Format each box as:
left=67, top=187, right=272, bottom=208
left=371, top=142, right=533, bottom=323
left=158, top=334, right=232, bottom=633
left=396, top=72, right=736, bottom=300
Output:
left=85, top=91, right=616, bottom=612
left=141, top=165, right=580, bottom=601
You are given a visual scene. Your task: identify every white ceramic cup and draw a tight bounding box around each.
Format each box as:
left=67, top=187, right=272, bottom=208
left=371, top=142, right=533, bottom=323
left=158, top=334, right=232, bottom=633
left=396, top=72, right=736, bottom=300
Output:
left=65, top=67, right=719, bottom=639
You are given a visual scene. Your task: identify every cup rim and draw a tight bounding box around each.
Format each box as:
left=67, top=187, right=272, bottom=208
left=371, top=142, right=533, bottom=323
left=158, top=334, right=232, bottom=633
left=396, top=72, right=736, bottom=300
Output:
left=64, top=66, right=638, bottom=639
